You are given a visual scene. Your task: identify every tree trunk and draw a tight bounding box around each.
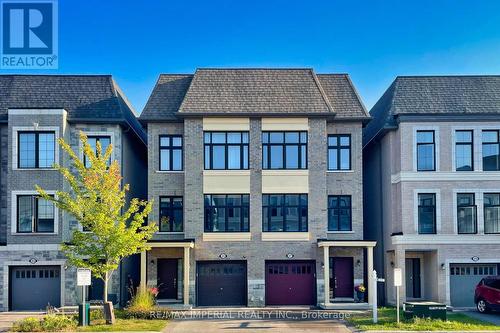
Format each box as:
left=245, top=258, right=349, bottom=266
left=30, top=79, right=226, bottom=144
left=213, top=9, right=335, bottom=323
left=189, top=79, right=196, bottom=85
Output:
left=102, top=272, right=115, bottom=324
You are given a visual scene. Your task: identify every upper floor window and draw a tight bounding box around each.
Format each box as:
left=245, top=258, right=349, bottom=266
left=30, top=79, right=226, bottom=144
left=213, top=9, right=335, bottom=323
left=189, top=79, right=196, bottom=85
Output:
left=457, top=193, right=476, bottom=234
left=262, top=194, right=307, bottom=232
left=204, top=194, right=249, bottom=232
left=484, top=193, right=500, bottom=234
left=328, top=195, right=352, bottom=231
left=85, top=135, right=111, bottom=168
left=416, top=130, right=435, bottom=171
left=262, top=132, right=307, bottom=169
left=455, top=130, right=473, bottom=171
left=159, top=135, right=183, bottom=171
left=482, top=130, right=500, bottom=171
left=159, top=196, right=183, bottom=232
left=418, top=193, right=436, bottom=234
left=204, top=132, right=249, bottom=170
left=17, top=195, right=55, bottom=233
left=18, top=131, right=55, bottom=168
left=328, top=135, right=351, bottom=171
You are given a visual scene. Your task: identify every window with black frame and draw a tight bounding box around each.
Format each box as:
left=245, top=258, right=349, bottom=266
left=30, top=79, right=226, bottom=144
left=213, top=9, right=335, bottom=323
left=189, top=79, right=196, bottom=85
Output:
left=328, top=195, right=352, bottom=231
left=262, top=194, right=307, bottom=232
left=85, top=136, right=111, bottom=167
left=204, top=132, right=249, bottom=170
left=416, top=130, right=435, bottom=171
left=159, top=196, right=183, bottom=232
left=455, top=130, right=473, bottom=171
left=18, top=131, right=55, bottom=168
left=204, top=194, right=249, bottom=232
left=418, top=193, right=436, bottom=234
left=17, top=195, right=55, bottom=233
left=262, top=132, right=307, bottom=169
left=457, top=193, right=476, bottom=234
left=482, top=130, right=500, bottom=171
left=484, top=193, right=500, bottom=234
left=328, top=135, right=351, bottom=170
left=159, top=135, right=183, bottom=171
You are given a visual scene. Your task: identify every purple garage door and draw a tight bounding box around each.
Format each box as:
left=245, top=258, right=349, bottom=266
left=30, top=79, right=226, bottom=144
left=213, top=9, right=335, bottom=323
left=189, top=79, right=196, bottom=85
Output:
left=265, top=261, right=316, bottom=305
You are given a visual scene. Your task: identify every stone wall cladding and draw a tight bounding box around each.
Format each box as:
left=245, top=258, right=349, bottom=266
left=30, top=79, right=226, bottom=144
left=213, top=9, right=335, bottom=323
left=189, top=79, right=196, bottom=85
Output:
left=0, top=125, right=7, bottom=244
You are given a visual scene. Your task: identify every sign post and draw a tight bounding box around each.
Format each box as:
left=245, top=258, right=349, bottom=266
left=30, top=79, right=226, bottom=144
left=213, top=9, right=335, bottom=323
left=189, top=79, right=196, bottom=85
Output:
left=394, top=268, right=402, bottom=324
left=372, top=270, right=378, bottom=323
left=77, top=268, right=91, bottom=327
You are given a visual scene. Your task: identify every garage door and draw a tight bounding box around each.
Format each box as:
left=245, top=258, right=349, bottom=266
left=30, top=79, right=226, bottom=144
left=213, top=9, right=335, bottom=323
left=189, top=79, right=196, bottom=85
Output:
left=266, top=261, right=316, bottom=305
left=197, top=261, right=247, bottom=306
left=450, top=264, right=498, bottom=307
left=10, top=266, right=61, bottom=310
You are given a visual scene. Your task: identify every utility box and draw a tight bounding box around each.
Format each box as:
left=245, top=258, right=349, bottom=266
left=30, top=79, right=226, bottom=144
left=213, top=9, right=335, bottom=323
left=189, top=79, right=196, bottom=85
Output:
left=78, top=303, right=90, bottom=326
left=403, top=302, right=447, bottom=320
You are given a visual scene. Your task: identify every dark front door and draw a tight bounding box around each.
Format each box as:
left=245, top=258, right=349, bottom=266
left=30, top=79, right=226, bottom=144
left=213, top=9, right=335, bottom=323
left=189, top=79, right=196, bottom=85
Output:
left=10, top=266, right=61, bottom=310
left=265, top=261, right=316, bottom=305
left=331, top=257, right=354, bottom=298
left=405, top=258, right=421, bottom=298
left=157, top=259, right=178, bottom=299
left=197, top=261, right=247, bottom=306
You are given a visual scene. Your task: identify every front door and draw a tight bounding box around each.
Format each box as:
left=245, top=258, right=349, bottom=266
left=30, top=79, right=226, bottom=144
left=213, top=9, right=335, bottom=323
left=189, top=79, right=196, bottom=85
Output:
left=331, top=257, right=354, bottom=298
left=405, top=258, right=421, bottom=298
left=157, top=259, right=178, bottom=299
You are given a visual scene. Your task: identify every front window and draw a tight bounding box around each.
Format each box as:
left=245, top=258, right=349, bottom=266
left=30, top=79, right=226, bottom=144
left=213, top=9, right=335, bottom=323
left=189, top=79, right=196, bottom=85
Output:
left=455, top=130, right=473, bottom=171
left=416, top=130, right=435, bottom=171
left=484, top=193, right=500, bottom=234
left=418, top=193, right=436, bottom=234
left=159, top=135, right=183, bottom=171
left=85, top=136, right=111, bottom=167
left=328, top=195, right=352, bottom=231
left=262, top=132, right=307, bottom=169
left=328, top=135, right=351, bottom=170
left=204, top=194, right=249, bottom=232
left=17, top=195, right=55, bottom=233
left=262, top=194, right=308, bottom=232
left=159, top=197, right=183, bottom=232
left=457, top=193, right=476, bottom=234
left=482, top=130, right=500, bottom=171
left=204, top=132, right=249, bottom=170
left=18, top=131, right=55, bottom=168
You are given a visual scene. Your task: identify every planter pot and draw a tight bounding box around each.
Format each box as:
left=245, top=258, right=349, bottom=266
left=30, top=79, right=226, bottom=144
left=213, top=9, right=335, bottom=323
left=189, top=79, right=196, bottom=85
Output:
left=356, top=291, right=365, bottom=302
left=103, top=301, right=116, bottom=325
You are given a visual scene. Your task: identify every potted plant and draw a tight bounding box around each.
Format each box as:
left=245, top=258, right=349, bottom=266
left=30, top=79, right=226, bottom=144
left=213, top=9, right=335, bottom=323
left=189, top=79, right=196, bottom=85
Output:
left=354, top=284, right=366, bottom=302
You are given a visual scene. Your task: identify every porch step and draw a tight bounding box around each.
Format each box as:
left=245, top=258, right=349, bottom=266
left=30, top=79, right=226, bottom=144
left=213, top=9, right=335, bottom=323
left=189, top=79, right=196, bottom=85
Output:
left=319, top=302, right=371, bottom=310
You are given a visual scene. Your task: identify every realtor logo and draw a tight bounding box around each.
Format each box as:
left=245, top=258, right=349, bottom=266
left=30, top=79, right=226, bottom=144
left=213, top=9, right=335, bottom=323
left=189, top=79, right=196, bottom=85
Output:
left=1, top=0, right=58, bottom=68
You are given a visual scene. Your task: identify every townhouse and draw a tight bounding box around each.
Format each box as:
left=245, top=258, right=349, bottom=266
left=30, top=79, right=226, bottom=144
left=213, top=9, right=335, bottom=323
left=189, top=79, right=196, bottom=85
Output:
left=138, top=68, right=376, bottom=308
left=363, top=76, right=500, bottom=307
left=0, top=75, right=147, bottom=311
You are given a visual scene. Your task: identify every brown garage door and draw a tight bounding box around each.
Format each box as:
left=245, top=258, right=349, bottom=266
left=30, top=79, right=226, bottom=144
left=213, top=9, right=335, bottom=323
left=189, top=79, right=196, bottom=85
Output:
left=197, top=261, right=247, bottom=306
left=265, top=261, right=316, bottom=305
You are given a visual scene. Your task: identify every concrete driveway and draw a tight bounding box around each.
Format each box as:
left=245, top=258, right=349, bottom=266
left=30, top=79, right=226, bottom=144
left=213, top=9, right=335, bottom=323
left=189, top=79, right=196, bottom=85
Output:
left=460, top=310, right=500, bottom=326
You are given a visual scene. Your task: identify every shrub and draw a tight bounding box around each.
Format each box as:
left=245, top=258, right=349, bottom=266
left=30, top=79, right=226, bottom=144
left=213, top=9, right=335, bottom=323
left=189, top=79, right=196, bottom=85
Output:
left=122, top=307, right=171, bottom=320
left=12, top=317, right=41, bottom=332
left=90, top=308, right=105, bottom=321
left=12, top=315, right=77, bottom=332
left=128, top=287, right=155, bottom=311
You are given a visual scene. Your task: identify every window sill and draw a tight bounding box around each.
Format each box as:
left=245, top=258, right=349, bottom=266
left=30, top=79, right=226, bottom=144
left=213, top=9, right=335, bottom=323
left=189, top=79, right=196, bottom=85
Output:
left=12, top=232, right=57, bottom=235
left=262, top=169, right=309, bottom=175
left=202, top=232, right=251, bottom=241
left=327, top=170, right=354, bottom=173
left=13, top=168, right=57, bottom=171
left=261, top=232, right=309, bottom=241
left=203, top=170, right=250, bottom=176
left=156, top=231, right=184, bottom=235
left=327, top=231, right=355, bottom=234
left=155, top=170, right=184, bottom=174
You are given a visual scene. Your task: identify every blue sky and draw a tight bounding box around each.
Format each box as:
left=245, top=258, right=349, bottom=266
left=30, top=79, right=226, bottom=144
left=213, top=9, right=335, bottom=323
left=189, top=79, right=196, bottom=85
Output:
left=3, top=0, right=500, bottom=113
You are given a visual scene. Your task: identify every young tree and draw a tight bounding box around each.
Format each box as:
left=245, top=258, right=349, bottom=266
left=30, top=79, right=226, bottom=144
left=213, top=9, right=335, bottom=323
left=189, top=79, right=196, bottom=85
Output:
left=36, top=132, right=157, bottom=320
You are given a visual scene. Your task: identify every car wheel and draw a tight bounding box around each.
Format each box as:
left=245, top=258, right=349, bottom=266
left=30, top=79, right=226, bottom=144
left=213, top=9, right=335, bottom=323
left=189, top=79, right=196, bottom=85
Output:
left=477, top=299, right=489, bottom=313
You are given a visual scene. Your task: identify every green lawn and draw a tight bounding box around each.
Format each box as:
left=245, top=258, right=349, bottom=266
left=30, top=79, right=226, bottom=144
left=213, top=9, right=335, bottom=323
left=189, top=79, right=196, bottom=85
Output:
left=347, top=307, right=500, bottom=331
left=77, top=318, right=167, bottom=332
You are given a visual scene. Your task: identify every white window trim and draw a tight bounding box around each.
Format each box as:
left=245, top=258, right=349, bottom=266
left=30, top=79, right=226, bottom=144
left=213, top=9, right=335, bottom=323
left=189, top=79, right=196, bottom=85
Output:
left=78, top=131, right=115, bottom=163
left=451, top=127, right=477, bottom=172
left=11, top=190, right=59, bottom=235
left=452, top=189, right=482, bottom=235
left=413, top=189, right=441, bottom=234
left=12, top=126, right=60, bottom=170
left=413, top=126, right=440, bottom=172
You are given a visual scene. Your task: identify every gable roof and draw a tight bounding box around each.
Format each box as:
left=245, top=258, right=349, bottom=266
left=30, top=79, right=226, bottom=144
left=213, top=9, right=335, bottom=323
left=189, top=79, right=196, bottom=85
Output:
left=140, top=68, right=369, bottom=121
left=0, top=74, right=146, bottom=143
left=363, top=75, right=500, bottom=146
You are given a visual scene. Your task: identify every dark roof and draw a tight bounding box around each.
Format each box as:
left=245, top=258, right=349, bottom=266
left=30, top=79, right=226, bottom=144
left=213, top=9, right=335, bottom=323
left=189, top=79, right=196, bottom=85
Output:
left=140, top=68, right=369, bottom=121
left=0, top=75, right=146, bottom=143
left=363, top=75, right=500, bottom=146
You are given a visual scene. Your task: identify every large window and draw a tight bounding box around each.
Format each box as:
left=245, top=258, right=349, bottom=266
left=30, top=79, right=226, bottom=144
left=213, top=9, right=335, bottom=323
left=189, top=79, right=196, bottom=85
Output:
left=262, top=132, right=307, bottom=169
left=455, top=130, right=473, bottom=171
left=416, top=130, right=435, bottom=171
left=328, top=195, right=351, bottom=231
left=17, top=195, right=55, bottom=233
left=204, top=132, right=249, bottom=170
left=484, top=193, right=500, bottom=234
left=159, top=197, right=183, bottom=232
left=18, top=131, right=55, bottom=168
left=457, top=193, right=476, bottom=234
left=204, top=194, right=249, bottom=232
left=328, top=135, right=351, bottom=170
left=262, top=194, right=308, bottom=232
left=482, top=130, right=500, bottom=171
left=159, top=135, right=183, bottom=171
left=85, top=136, right=111, bottom=167
left=418, top=193, right=436, bottom=234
